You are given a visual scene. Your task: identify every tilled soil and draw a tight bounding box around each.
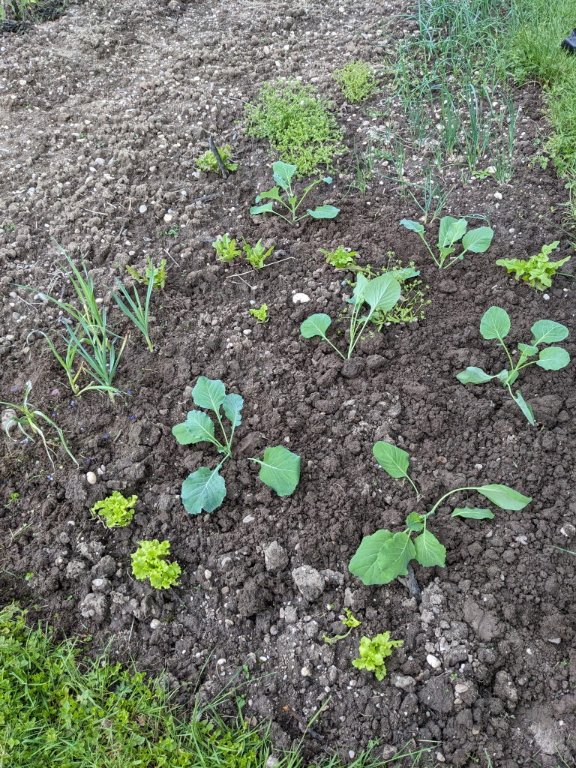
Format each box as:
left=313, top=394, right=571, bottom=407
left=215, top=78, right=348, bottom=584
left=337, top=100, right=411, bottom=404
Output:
left=1, top=0, right=575, bottom=766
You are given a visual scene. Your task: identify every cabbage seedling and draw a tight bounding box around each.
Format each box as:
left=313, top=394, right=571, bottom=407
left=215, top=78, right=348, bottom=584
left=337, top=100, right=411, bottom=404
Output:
left=400, top=216, right=494, bottom=269
left=250, top=161, right=339, bottom=225
left=349, top=440, right=531, bottom=586
left=300, top=272, right=401, bottom=359
left=456, top=306, right=570, bottom=425
left=172, top=377, right=301, bottom=514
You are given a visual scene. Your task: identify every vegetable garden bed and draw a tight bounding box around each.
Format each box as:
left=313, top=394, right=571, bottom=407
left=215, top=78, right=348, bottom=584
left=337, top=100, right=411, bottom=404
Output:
left=0, top=0, right=575, bottom=765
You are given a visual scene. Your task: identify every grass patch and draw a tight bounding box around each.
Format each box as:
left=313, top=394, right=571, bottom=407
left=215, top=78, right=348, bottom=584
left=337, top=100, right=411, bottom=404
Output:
left=0, top=604, right=434, bottom=767
left=505, top=0, right=576, bottom=180
left=245, top=80, right=345, bottom=177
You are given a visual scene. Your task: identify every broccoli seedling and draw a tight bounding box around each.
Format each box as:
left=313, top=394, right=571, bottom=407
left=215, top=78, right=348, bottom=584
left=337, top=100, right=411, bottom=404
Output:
left=457, top=306, right=570, bottom=425
left=131, top=540, right=181, bottom=589
left=212, top=234, right=242, bottom=263
left=172, top=377, right=301, bottom=515
left=352, top=633, right=403, bottom=681
left=251, top=162, right=339, bottom=226
left=195, top=144, right=238, bottom=174
left=400, top=216, right=494, bottom=269
left=300, top=272, right=401, bottom=359
left=496, top=241, right=571, bottom=290
left=249, top=303, right=269, bottom=323
left=91, top=491, right=137, bottom=528
left=349, top=441, right=532, bottom=587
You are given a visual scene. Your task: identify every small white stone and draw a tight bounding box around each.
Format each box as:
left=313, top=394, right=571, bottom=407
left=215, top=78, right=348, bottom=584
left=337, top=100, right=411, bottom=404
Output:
left=139, top=204, right=147, bottom=214
left=204, top=569, right=212, bottom=580
left=494, top=191, right=503, bottom=200
left=150, top=619, right=161, bottom=630
left=543, top=293, right=550, bottom=301
left=86, top=471, right=97, bottom=485
left=163, top=213, right=173, bottom=223
left=292, top=292, right=310, bottom=304
left=300, top=666, right=312, bottom=677
left=454, top=682, right=470, bottom=695
left=243, top=514, right=255, bottom=524
left=426, top=654, right=442, bottom=669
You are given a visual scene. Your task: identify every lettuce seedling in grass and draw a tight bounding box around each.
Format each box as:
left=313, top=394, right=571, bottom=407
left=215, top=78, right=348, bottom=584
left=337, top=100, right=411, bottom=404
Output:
left=496, top=241, right=571, bottom=290
left=212, top=233, right=242, bottom=263
left=456, top=306, right=570, bottom=425
left=126, top=257, right=167, bottom=289
left=131, top=540, right=181, bottom=589
left=172, top=377, right=301, bottom=515
left=250, top=161, right=339, bottom=226
left=352, top=632, right=403, bottom=681
left=349, top=440, right=532, bottom=587
left=400, top=216, right=494, bottom=269
left=300, top=272, right=401, bottom=360
left=91, top=491, right=137, bottom=528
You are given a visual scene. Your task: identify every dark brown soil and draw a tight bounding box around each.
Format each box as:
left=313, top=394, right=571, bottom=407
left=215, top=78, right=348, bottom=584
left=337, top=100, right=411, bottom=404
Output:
left=0, top=0, right=575, bottom=766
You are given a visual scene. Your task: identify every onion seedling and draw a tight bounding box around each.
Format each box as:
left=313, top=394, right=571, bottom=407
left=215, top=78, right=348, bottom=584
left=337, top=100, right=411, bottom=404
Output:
left=1, top=381, right=78, bottom=468
left=456, top=306, right=570, bottom=425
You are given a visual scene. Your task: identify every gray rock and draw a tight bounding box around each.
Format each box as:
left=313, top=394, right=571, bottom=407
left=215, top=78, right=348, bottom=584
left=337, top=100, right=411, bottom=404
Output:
left=66, top=560, right=87, bottom=579
left=79, top=592, right=108, bottom=623
left=264, top=541, right=289, bottom=572
left=392, top=673, right=416, bottom=691
left=292, top=565, right=325, bottom=601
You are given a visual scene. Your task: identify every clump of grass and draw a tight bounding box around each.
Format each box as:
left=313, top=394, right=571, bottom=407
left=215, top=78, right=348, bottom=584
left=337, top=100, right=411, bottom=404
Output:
left=0, top=603, right=435, bottom=768
left=245, top=80, right=345, bottom=176
left=505, top=0, right=576, bottom=180
left=334, top=61, right=379, bottom=103
left=0, top=0, right=38, bottom=22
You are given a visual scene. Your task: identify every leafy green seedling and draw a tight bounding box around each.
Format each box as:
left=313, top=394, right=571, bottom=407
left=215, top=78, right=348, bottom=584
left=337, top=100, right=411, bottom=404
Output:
left=334, top=61, right=379, bottom=103
left=323, top=608, right=361, bottom=645
left=349, top=440, right=532, bottom=586
left=125, top=258, right=167, bottom=289
left=300, top=273, right=401, bottom=360
left=195, top=144, right=238, bottom=173
left=172, top=377, right=301, bottom=515
left=352, top=633, right=403, bottom=681
left=321, top=246, right=360, bottom=269
left=91, top=491, right=137, bottom=528
left=400, top=216, right=494, bottom=269
left=212, top=234, right=242, bottom=263
left=249, top=303, right=269, bottom=323
left=456, top=306, right=570, bottom=425
left=496, top=241, right=571, bottom=290
left=243, top=241, right=274, bottom=269
left=250, top=161, right=339, bottom=226
left=131, top=540, right=181, bottom=589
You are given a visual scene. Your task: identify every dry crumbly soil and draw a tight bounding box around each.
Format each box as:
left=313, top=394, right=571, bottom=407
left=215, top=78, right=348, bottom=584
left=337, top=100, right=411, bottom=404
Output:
left=1, top=0, right=575, bottom=766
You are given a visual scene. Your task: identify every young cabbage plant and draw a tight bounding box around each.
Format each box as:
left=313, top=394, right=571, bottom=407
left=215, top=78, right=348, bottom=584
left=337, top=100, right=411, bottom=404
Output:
left=400, top=216, right=494, bottom=269
left=172, top=377, right=301, bottom=515
left=300, top=273, right=401, bottom=360
left=456, top=306, right=570, bottom=425
left=250, top=161, right=339, bottom=225
left=349, top=441, right=532, bottom=587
